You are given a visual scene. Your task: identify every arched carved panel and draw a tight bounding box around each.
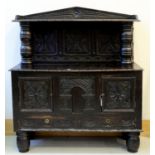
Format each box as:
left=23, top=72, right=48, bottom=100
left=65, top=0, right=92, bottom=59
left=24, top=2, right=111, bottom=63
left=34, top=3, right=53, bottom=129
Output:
left=56, top=77, right=100, bottom=113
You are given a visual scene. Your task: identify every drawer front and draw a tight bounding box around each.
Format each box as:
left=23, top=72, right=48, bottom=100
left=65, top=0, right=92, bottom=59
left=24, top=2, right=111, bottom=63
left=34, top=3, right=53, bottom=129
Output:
left=19, top=114, right=137, bottom=130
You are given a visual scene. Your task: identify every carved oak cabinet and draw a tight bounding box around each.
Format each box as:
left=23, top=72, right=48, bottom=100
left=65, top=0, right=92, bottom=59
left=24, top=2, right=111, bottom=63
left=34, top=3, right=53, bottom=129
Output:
left=11, top=7, right=142, bottom=153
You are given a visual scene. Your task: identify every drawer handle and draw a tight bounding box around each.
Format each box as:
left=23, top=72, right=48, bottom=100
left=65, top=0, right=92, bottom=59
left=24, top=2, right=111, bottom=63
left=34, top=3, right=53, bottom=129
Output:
left=105, top=119, right=111, bottom=124
left=44, top=118, right=50, bottom=124
left=100, top=93, right=105, bottom=112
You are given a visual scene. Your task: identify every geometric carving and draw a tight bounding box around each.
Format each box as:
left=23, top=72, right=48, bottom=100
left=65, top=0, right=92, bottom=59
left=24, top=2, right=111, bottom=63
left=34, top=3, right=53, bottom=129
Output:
left=18, top=77, right=52, bottom=111
left=60, top=78, right=95, bottom=95
left=102, top=77, right=135, bottom=110
left=96, top=24, right=121, bottom=55
left=32, top=30, right=57, bottom=54
left=57, top=77, right=99, bottom=113
left=31, top=23, right=122, bottom=63
left=106, top=80, right=131, bottom=108
left=63, top=29, right=91, bottom=55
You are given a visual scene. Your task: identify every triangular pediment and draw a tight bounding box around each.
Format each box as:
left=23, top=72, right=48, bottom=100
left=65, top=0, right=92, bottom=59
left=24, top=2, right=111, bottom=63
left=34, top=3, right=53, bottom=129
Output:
left=14, top=7, right=138, bottom=22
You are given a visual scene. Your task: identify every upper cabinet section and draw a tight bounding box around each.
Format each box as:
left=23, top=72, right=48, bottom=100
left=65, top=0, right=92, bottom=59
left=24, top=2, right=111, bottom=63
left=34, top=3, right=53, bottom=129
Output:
left=13, top=7, right=138, bottom=22
left=14, top=7, right=139, bottom=67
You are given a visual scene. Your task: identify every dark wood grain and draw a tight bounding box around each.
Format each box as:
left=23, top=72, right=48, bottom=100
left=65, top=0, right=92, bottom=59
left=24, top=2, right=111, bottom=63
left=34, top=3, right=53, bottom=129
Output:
left=11, top=7, right=142, bottom=152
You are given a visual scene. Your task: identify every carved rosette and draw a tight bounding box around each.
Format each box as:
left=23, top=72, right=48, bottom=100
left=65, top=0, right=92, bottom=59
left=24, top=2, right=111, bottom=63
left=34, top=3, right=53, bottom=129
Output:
left=20, top=22, right=32, bottom=66
left=121, top=23, right=133, bottom=64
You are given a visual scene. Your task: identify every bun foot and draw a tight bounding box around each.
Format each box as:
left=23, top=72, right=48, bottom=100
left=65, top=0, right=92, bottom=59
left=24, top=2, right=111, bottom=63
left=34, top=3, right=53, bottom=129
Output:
left=16, top=131, right=30, bottom=152
left=126, top=132, right=140, bottom=153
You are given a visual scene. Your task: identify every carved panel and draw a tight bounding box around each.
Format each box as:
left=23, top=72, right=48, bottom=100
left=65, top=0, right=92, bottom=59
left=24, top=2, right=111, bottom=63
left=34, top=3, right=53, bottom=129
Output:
left=31, top=23, right=122, bottom=63
left=102, top=77, right=135, bottom=110
left=18, top=77, right=52, bottom=111
left=63, top=29, right=91, bottom=55
left=32, top=27, right=57, bottom=54
left=60, top=78, right=95, bottom=94
left=106, top=81, right=131, bottom=108
left=96, top=28, right=121, bottom=55
left=56, top=77, right=99, bottom=113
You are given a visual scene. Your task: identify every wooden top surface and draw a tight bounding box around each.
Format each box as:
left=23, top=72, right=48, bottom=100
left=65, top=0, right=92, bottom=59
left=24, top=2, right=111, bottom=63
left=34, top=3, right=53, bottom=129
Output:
left=10, top=63, right=143, bottom=72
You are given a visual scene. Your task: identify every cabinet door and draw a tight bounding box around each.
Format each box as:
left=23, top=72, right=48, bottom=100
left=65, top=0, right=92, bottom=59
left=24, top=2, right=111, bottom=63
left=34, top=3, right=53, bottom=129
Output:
left=18, top=76, right=53, bottom=112
left=54, top=76, right=100, bottom=113
left=101, top=76, right=136, bottom=112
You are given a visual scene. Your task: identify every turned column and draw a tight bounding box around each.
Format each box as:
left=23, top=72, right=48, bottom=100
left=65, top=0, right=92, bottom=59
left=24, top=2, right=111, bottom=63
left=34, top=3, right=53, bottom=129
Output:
left=121, top=22, right=133, bottom=64
left=20, top=22, right=32, bottom=67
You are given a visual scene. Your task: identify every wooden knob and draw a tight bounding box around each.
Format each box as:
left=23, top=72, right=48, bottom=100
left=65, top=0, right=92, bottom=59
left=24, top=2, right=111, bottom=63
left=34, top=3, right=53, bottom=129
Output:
left=44, top=119, right=50, bottom=124
left=105, top=119, right=111, bottom=124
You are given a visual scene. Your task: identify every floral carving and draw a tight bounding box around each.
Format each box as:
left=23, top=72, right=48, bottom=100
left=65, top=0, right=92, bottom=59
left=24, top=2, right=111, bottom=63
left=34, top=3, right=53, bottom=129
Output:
left=105, top=80, right=131, bottom=109
left=19, top=78, right=52, bottom=110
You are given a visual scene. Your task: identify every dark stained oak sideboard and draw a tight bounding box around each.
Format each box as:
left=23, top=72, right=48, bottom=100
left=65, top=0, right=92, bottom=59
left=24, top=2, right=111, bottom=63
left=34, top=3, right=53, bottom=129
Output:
left=11, top=7, right=143, bottom=153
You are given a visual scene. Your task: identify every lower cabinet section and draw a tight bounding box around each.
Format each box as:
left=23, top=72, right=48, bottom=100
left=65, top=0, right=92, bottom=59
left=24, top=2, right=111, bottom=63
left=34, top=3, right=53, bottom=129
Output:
left=11, top=70, right=142, bottom=153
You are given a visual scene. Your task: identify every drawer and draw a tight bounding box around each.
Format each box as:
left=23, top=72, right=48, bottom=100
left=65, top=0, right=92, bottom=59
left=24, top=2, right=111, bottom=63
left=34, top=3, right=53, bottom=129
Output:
left=79, top=114, right=136, bottom=130
left=19, top=117, right=54, bottom=129
left=18, top=113, right=137, bottom=130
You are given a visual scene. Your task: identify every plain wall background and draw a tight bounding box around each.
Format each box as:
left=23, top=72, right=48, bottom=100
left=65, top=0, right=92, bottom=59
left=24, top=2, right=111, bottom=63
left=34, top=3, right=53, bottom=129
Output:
left=5, top=0, right=150, bottom=119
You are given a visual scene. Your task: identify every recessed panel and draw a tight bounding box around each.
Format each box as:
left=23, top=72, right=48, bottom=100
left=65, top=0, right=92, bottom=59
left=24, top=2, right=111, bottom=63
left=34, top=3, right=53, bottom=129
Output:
left=18, top=77, right=52, bottom=112
left=63, top=29, right=91, bottom=55
left=102, top=77, right=136, bottom=111
left=55, top=76, right=100, bottom=113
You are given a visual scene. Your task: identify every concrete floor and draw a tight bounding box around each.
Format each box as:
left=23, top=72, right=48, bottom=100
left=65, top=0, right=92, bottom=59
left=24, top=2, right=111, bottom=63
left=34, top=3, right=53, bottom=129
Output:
left=5, top=136, right=149, bottom=155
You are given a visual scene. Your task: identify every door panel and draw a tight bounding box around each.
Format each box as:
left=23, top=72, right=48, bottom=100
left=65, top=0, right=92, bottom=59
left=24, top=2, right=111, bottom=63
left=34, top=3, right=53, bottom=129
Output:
left=101, top=77, right=136, bottom=112
left=18, top=76, right=53, bottom=112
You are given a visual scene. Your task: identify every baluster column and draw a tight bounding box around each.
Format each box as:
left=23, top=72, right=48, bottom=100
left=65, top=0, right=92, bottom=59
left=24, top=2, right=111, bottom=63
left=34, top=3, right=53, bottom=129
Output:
left=121, top=23, right=133, bottom=64
left=20, top=22, right=32, bottom=67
